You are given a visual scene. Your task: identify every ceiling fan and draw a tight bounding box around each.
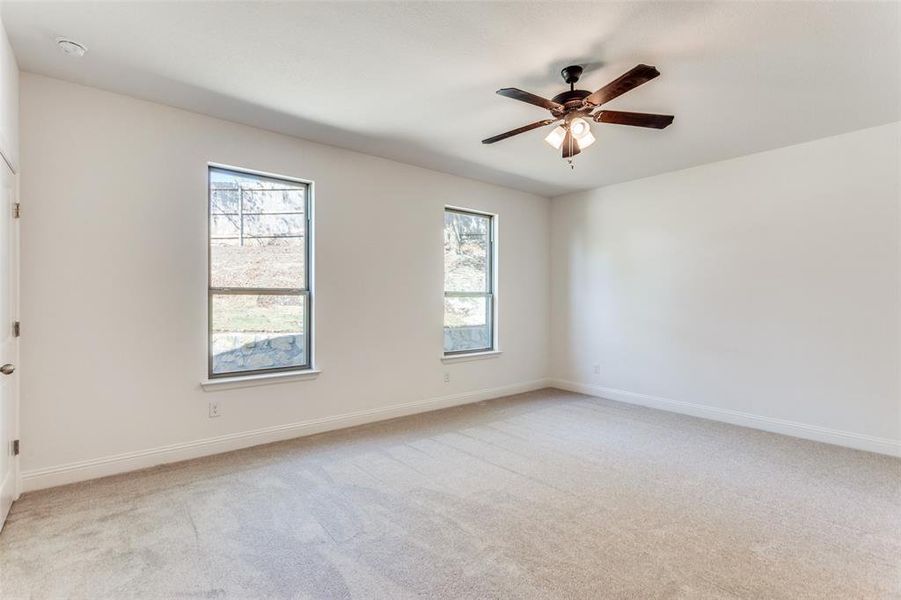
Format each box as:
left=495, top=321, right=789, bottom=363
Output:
left=482, top=64, right=674, bottom=164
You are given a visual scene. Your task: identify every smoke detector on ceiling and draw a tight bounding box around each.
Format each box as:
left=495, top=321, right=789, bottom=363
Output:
left=55, top=38, right=87, bottom=58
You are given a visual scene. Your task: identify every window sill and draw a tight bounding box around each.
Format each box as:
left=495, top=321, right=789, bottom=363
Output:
left=201, top=369, right=321, bottom=391
left=441, top=350, right=502, bottom=364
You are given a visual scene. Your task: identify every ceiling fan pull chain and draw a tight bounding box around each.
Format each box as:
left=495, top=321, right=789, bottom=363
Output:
left=571, top=129, right=577, bottom=169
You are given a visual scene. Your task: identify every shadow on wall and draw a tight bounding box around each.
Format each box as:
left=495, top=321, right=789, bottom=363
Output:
left=66, top=60, right=557, bottom=196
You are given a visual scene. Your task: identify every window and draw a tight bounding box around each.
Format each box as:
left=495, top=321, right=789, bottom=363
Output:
left=444, top=207, right=495, bottom=355
left=208, top=166, right=312, bottom=378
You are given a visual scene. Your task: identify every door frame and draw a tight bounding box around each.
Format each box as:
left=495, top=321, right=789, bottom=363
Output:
left=0, top=148, right=19, bottom=529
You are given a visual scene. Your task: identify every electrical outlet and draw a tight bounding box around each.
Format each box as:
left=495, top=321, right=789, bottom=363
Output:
left=593, top=364, right=601, bottom=375
left=209, top=401, right=221, bottom=418
left=443, top=372, right=450, bottom=383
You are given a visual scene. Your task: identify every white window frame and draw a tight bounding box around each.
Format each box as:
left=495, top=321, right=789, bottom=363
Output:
left=443, top=206, right=498, bottom=357
left=206, top=163, right=315, bottom=381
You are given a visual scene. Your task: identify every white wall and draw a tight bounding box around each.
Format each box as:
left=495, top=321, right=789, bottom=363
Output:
left=17, top=71, right=898, bottom=490
left=551, top=123, right=900, bottom=454
left=19, top=73, right=550, bottom=489
left=0, top=14, right=17, bottom=171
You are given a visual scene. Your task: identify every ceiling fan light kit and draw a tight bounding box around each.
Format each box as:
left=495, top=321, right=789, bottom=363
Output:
left=483, top=63, right=674, bottom=167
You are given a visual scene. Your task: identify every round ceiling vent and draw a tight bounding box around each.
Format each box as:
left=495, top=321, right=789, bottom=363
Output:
left=55, top=38, right=87, bottom=58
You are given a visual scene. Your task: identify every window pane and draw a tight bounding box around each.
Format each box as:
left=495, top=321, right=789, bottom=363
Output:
left=210, top=167, right=305, bottom=194
left=444, top=211, right=489, bottom=292
left=241, top=189, right=306, bottom=213
left=241, top=213, right=305, bottom=237
left=209, top=168, right=307, bottom=289
left=210, top=214, right=240, bottom=238
left=211, top=237, right=305, bottom=288
left=444, top=295, right=491, bottom=353
left=211, top=293, right=307, bottom=375
left=210, top=188, right=239, bottom=214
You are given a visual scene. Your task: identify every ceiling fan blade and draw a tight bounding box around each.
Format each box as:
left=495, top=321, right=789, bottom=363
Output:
left=481, top=119, right=558, bottom=144
left=561, top=128, right=581, bottom=158
left=585, top=64, right=660, bottom=106
left=496, top=88, right=564, bottom=112
left=594, top=110, right=674, bottom=129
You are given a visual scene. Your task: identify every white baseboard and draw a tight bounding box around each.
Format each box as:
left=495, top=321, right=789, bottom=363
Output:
left=549, top=379, right=901, bottom=458
left=22, top=379, right=551, bottom=492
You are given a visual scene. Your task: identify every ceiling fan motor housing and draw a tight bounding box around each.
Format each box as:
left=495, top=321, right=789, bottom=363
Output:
left=551, top=65, right=592, bottom=114
left=551, top=89, right=592, bottom=112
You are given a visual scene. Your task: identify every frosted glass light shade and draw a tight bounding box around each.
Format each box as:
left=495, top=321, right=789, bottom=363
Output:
left=570, top=118, right=590, bottom=138
left=544, top=126, right=566, bottom=149
left=577, top=130, right=596, bottom=149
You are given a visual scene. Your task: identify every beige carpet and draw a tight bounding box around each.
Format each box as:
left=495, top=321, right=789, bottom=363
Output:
left=0, top=389, right=899, bottom=599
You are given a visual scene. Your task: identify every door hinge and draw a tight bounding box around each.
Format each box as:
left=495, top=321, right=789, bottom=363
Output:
left=12, top=439, right=19, bottom=456
left=12, top=321, right=19, bottom=337
left=12, top=202, right=20, bottom=219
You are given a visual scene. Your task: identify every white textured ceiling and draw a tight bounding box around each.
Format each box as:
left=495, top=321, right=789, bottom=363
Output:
left=3, top=1, right=899, bottom=197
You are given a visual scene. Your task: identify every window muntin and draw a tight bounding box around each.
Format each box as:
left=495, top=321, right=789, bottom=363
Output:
left=444, top=208, right=495, bottom=354
left=208, top=166, right=311, bottom=377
